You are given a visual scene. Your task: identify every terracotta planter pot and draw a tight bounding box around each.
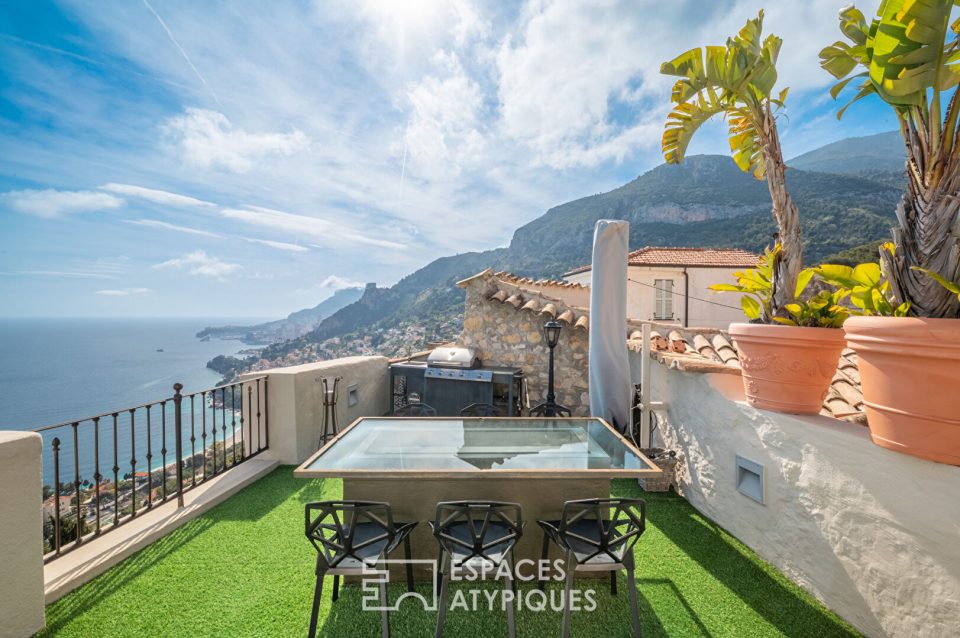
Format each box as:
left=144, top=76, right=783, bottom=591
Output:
left=729, top=323, right=846, bottom=415
left=843, top=316, right=960, bottom=465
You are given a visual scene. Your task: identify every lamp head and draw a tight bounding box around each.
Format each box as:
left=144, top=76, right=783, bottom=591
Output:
left=543, top=320, right=562, bottom=349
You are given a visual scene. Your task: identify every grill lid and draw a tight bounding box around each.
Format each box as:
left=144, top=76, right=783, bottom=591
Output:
left=427, top=346, right=480, bottom=369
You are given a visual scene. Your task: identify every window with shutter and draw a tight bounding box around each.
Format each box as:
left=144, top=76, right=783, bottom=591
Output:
left=654, top=279, right=674, bottom=320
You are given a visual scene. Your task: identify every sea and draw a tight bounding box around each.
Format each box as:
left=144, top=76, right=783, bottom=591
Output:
left=0, top=318, right=260, bottom=485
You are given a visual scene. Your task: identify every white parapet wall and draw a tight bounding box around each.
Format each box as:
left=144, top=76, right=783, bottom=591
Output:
left=635, top=354, right=960, bottom=638
left=0, top=431, right=45, bottom=638
left=241, top=355, right=391, bottom=464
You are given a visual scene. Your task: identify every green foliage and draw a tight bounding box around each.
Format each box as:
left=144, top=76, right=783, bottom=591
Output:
left=912, top=266, right=960, bottom=301
left=820, top=3, right=960, bottom=115
left=661, top=11, right=786, bottom=179
left=775, top=288, right=851, bottom=328
left=710, top=246, right=781, bottom=322
left=820, top=240, right=886, bottom=267
left=815, top=243, right=911, bottom=316
left=711, top=246, right=849, bottom=327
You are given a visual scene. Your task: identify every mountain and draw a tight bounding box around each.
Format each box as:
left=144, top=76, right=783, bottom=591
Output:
left=267, top=156, right=904, bottom=362
left=244, top=149, right=904, bottom=368
left=788, top=131, right=904, bottom=175
left=197, top=286, right=365, bottom=344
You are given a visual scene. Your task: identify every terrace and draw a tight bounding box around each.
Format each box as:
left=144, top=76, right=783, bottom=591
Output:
left=3, top=292, right=958, bottom=638
left=37, top=470, right=858, bottom=638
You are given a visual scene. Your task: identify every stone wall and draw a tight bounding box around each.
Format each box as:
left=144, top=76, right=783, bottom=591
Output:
left=458, top=277, right=590, bottom=415
left=632, top=351, right=960, bottom=638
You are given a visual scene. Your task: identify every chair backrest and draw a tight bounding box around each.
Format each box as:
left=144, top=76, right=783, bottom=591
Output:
left=394, top=402, right=438, bottom=417
left=432, top=501, right=523, bottom=565
left=460, top=402, right=501, bottom=417
left=529, top=402, right=572, bottom=417
left=305, top=500, right=397, bottom=568
left=558, top=498, right=646, bottom=564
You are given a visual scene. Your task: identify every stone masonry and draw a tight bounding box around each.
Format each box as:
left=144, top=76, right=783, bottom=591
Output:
left=457, top=270, right=590, bottom=415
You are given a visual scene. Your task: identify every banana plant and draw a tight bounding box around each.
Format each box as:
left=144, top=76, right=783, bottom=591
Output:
left=661, top=11, right=802, bottom=318
left=815, top=244, right=912, bottom=316
left=820, top=1, right=960, bottom=318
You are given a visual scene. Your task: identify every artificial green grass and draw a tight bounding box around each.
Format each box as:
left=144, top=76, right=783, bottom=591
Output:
left=40, top=467, right=861, bottom=637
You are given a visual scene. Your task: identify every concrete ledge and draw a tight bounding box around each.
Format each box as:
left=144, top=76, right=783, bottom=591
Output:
left=44, top=457, right=279, bottom=604
left=0, top=431, right=45, bottom=638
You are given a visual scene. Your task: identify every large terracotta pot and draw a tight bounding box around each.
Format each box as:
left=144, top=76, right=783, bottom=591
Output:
left=729, top=323, right=846, bottom=415
left=843, top=316, right=960, bottom=465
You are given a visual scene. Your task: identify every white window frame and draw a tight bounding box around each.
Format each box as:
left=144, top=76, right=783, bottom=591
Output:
left=654, top=279, right=674, bottom=320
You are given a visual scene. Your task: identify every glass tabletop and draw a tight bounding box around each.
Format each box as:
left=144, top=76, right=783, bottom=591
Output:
left=295, top=417, right=660, bottom=478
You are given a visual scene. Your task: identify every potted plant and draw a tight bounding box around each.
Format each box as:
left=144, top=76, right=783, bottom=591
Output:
left=821, top=3, right=960, bottom=464
left=711, top=247, right=850, bottom=414
left=661, top=13, right=848, bottom=414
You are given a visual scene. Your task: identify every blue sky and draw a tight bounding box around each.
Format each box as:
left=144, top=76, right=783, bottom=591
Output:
left=0, top=0, right=897, bottom=318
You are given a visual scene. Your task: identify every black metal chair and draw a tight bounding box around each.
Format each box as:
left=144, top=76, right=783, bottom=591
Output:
left=537, top=498, right=646, bottom=638
left=529, top=402, right=572, bottom=417
left=430, top=501, right=525, bottom=638
left=459, top=402, right=501, bottom=417
left=305, top=501, right=418, bottom=638
left=394, top=402, right=438, bottom=417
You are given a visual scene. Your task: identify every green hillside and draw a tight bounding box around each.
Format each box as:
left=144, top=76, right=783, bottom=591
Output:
left=250, top=151, right=904, bottom=364
left=788, top=131, right=904, bottom=175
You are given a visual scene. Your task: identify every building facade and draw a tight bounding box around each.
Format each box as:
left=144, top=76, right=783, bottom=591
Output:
left=564, top=246, right=761, bottom=329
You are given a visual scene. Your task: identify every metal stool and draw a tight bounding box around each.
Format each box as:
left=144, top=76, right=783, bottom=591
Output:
left=305, top=500, right=417, bottom=638
left=538, top=498, right=646, bottom=638
left=430, top=501, right=524, bottom=638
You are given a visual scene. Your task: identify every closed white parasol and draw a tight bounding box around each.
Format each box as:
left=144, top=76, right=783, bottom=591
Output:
left=588, top=219, right=632, bottom=431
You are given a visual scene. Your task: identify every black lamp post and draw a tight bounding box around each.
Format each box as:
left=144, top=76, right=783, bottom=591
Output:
left=543, top=319, right=562, bottom=416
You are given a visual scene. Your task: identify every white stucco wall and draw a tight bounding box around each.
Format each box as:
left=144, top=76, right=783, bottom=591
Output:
left=633, top=354, right=960, bottom=638
left=566, top=266, right=743, bottom=328
left=0, top=431, right=45, bottom=637
left=240, top=356, right=390, bottom=464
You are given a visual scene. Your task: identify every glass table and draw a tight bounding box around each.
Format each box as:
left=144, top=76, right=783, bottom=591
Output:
left=294, top=417, right=661, bottom=576
left=294, top=417, right=660, bottom=478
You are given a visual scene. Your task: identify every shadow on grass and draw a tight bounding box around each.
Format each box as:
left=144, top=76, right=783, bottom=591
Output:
left=39, top=518, right=214, bottom=636
left=622, top=484, right=858, bottom=638
left=308, top=576, right=708, bottom=637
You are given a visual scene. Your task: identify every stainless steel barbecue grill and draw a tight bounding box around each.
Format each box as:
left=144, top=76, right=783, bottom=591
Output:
left=390, top=346, right=523, bottom=416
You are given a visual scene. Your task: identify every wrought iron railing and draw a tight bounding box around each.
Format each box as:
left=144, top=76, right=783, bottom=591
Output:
left=34, top=376, right=269, bottom=563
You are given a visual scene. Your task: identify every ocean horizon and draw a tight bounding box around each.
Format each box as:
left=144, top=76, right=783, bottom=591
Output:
left=0, top=317, right=264, bottom=484
left=0, top=317, right=265, bottom=430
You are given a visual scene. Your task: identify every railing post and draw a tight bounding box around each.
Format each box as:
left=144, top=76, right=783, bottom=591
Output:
left=173, top=383, right=185, bottom=508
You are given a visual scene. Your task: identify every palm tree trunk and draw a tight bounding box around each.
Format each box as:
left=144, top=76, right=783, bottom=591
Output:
left=762, top=116, right=802, bottom=317
left=882, top=158, right=960, bottom=318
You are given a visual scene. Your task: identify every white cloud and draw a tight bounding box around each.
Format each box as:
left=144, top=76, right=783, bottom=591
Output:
left=95, top=287, right=151, bottom=296
left=153, top=250, right=242, bottom=278
left=220, top=206, right=406, bottom=250
left=403, top=50, right=486, bottom=179
left=124, top=218, right=222, bottom=237
left=103, top=183, right=215, bottom=207
left=319, top=274, right=364, bottom=290
left=162, top=108, right=309, bottom=172
left=2, top=189, right=123, bottom=218
left=240, top=237, right=309, bottom=252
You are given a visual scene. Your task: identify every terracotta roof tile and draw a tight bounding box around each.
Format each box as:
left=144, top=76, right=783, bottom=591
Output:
left=469, top=269, right=865, bottom=424
left=566, top=246, right=761, bottom=275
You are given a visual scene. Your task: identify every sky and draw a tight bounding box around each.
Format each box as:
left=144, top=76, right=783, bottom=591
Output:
left=0, top=0, right=897, bottom=319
